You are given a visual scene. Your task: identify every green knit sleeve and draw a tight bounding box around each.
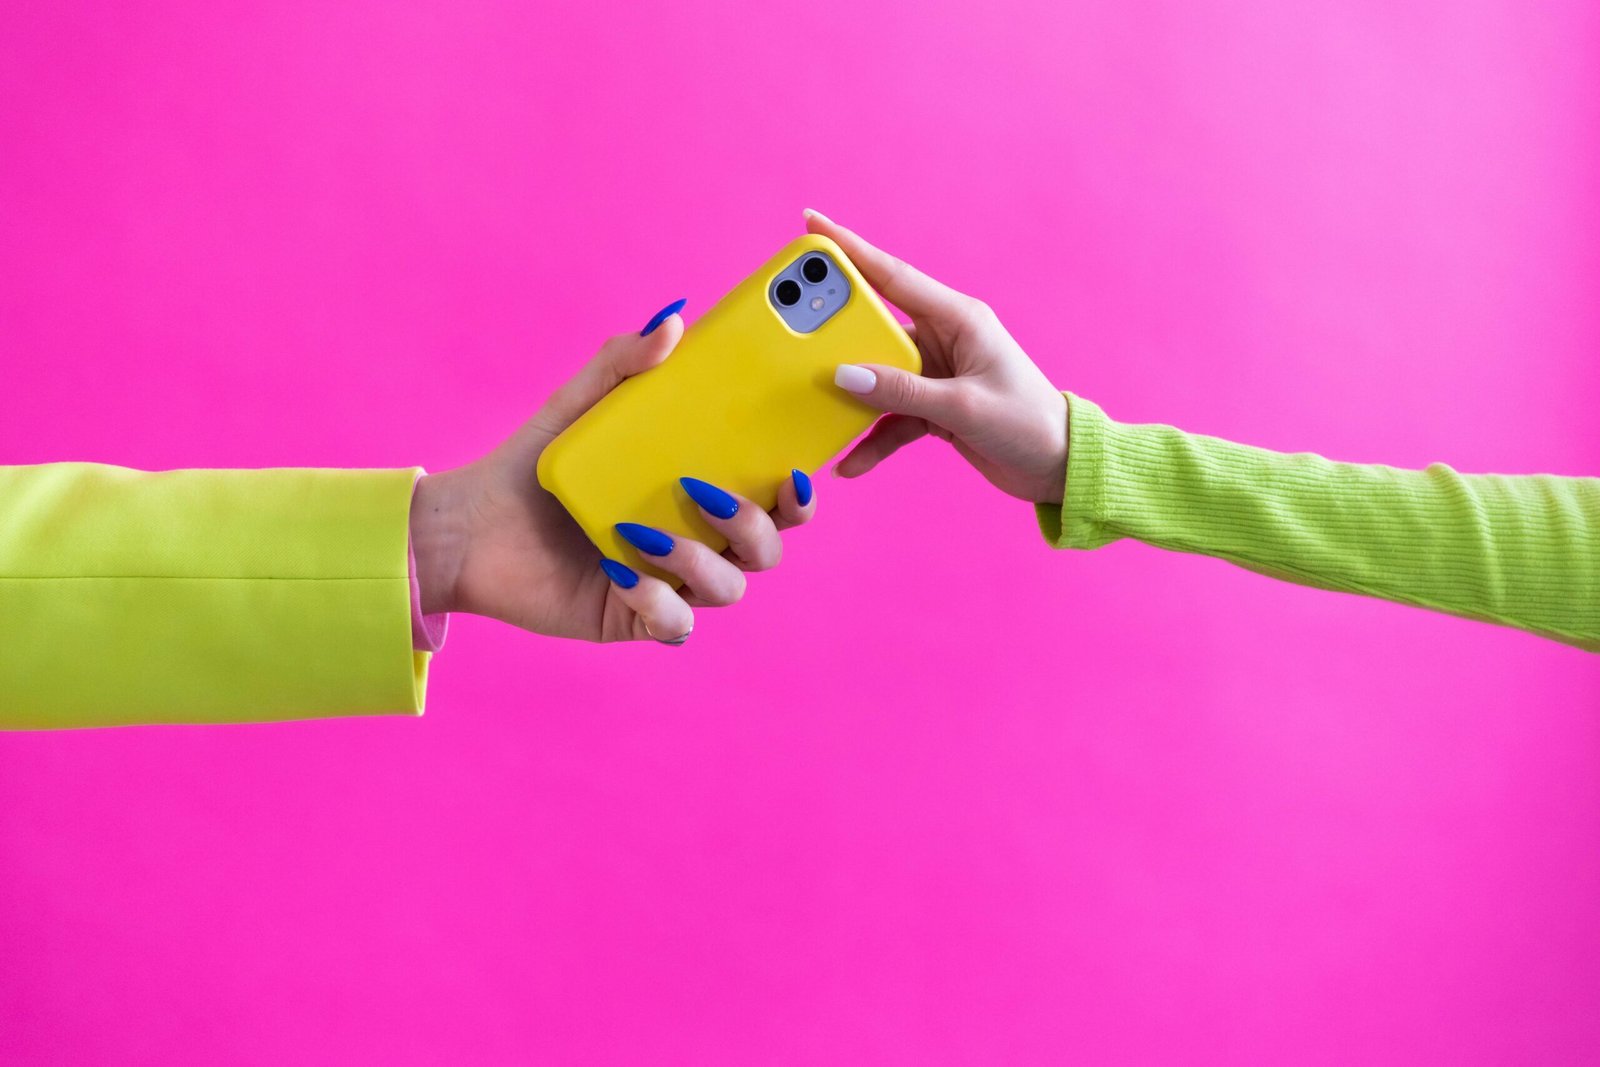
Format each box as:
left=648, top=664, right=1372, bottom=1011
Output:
left=1036, top=394, right=1600, bottom=652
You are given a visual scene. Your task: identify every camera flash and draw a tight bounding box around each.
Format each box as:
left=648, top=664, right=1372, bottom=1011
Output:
left=809, top=296, right=825, bottom=311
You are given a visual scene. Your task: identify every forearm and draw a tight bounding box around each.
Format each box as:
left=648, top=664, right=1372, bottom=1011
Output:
left=0, top=463, right=432, bottom=729
left=1038, top=394, right=1600, bottom=651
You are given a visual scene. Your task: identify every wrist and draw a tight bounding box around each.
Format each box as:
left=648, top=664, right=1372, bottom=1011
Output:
left=1032, top=389, right=1070, bottom=505
left=410, top=471, right=471, bottom=615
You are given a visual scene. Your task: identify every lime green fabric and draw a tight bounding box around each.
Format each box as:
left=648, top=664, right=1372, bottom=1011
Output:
left=1038, top=394, right=1600, bottom=652
left=0, top=464, right=429, bottom=729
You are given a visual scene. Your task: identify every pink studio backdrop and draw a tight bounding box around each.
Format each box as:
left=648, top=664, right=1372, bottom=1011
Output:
left=3, top=2, right=1599, bottom=1063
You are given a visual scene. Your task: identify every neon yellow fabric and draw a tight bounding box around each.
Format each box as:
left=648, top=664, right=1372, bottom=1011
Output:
left=1038, top=394, right=1600, bottom=652
left=0, top=464, right=429, bottom=729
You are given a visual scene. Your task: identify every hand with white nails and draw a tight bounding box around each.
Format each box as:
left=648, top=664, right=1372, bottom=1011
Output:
left=808, top=210, right=1070, bottom=504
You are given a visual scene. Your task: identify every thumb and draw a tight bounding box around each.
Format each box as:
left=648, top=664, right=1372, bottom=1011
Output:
left=528, top=302, right=686, bottom=440
left=834, top=363, right=971, bottom=432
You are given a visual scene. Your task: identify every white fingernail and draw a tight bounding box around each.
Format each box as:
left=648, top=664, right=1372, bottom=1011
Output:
left=834, top=364, right=876, bottom=394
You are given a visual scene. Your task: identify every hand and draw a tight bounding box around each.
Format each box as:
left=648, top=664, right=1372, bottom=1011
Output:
left=407, top=303, right=817, bottom=644
left=805, top=209, right=1070, bottom=504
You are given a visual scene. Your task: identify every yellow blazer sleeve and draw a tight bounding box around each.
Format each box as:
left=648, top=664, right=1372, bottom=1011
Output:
left=0, top=463, right=431, bottom=729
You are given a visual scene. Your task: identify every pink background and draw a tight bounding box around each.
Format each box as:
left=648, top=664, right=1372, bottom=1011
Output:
left=3, top=1, right=1599, bottom=1063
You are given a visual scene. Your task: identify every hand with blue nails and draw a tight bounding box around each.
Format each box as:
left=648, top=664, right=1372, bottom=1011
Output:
left=805, top=209, right=1070, bottom=505
left=599, top=468, right=815, bottom=643
left=409, top=302, right=818, bottom=644
left=601, top=467, right=819, bottom=633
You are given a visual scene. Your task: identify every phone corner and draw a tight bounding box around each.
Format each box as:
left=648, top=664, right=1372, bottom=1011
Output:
left=785, top=230, right=840, bottom=257
left=533, top=439, right=563, bottom=494
left=903, top=340, right=923, bottom=375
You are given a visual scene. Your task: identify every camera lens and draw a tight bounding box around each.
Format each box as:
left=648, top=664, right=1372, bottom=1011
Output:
left=801, top=255, right=830, bottom=284
left=775, top=279, right=802, bottom=307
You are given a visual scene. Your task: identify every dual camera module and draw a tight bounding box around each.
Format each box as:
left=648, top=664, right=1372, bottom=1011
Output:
left=768, top=250, right=851, bottom=334
left=774, top=254, right=832, bottom=307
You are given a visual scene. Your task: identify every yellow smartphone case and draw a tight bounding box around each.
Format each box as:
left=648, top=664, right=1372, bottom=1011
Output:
left=537, top=233, right=921, bottom=584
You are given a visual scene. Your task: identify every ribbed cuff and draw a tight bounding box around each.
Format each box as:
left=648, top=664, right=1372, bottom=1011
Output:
left=1035, top=393, right=1124, bottom=551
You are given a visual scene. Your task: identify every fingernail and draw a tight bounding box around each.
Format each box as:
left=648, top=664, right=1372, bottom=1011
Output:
left=615, top=522, right=674, bottom=557
left=679, top=476, right=740, bottom=520
left=600, top=558, right=639, bottom=588
left=834, top=364, right=877, bottom=394
left=641, top=298, right=687, bottom=337
left=803, top=208, right=831, bottom=223
left=791, top=468, right=813, bottom=507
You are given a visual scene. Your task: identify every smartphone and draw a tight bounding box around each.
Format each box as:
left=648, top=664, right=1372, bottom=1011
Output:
left=536, top=233, right=922, bottom=584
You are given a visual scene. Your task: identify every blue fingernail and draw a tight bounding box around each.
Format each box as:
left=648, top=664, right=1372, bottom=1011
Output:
left=641, top=298, right=687, bottom=336
left=600, top=558, right=639, bottom=588
left=791, top=468, right=813, bottom=507
left=615, top=522, right=675, bottom=557
left=679, top=477, right=740, bottom=520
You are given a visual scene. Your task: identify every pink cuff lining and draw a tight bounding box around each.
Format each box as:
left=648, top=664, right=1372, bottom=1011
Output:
left=408, top=473, right=449, bottom=654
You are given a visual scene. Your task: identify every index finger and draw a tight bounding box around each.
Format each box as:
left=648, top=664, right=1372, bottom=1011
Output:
left=802, top=209, right=966, bottom=320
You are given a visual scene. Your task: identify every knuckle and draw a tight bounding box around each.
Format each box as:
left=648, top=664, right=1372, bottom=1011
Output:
left=676, top=551, right=711, bottom=592
left=587, top=339, right=631, bottom=381
left=597, top=332, right=632, bottom=359
left=963, top=298, right=997, bottom=326
left=686, top=548, right=741, bottom=605
left=674, top=537, right=708, bottom=569
left=659, top=536, right=739, bottom=603
left=742, top=537, right=782, bottom=573
left=943, top=385, right=981, bottom=427
left=888, top=372, right=924, bottom=409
